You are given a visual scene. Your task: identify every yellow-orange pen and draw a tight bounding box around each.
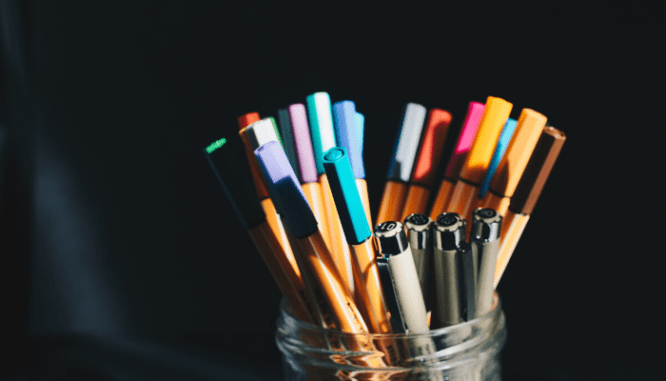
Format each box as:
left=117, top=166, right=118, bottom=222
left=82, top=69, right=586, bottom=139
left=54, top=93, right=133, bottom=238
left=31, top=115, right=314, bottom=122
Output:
left=445, top=96, right=512, bottom=227
left=377, top=103, right=427, bottom=225
left=401, top=108, right=452, bottom=222
left=256, top=141, right=386, bottom=368
left=495, top=126, right=566, bottom=287
left=478, top=109, right=548, bottom=216
left=307, top=92, right=355, bottom=296
left=430, top=102, right=485, bottom=220
left=203, top=138, right=313, bottom=323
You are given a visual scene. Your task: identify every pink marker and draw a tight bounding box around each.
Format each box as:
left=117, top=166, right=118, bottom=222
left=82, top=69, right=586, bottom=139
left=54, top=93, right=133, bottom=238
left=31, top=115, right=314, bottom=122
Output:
left=429, top=101, right=486, bottom=220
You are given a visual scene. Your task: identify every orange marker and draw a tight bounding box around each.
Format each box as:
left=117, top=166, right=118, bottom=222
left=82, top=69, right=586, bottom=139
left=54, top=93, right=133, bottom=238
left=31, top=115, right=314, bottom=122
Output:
left=203, top=138, right=313, bottom=323
left=377, top=103, right=428, bottom=224
left=495, top=126, right=566, bottom=287
left=478, top=109, right=548, bottom=216
left=401, top=108, right=452, bottom=222
left=239, top=118, right=299, bottom=278
left=429, top=102, right=485, bottom=220
left=445, top=97, right=512, bottom=226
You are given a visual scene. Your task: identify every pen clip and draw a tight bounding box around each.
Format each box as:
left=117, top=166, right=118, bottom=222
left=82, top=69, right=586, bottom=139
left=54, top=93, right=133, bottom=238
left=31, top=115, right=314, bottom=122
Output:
left=376, top=256, right=407, bottom=333
left=458, top=242, right=476, bottom=321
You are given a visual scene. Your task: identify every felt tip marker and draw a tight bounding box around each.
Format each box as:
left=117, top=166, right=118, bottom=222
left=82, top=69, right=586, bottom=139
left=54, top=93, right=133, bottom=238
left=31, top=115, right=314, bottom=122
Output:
left=445, top=97, right=512, bottom=228
left=430, top=102, right=485, bottom=220
left=377, top=103, right=427, bottom=225
left=495, top=126, right=566, bottom=287
left=401, top=109, right=452, bottom=222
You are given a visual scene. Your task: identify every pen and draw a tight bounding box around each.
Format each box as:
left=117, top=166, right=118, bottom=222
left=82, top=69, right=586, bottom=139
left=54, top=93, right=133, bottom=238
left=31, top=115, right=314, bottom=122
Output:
left=477, top=118, right=518, bottom=199
left=237, top=112, right=269, bottom=201
left=403, top=213, right=433, bottom=311
left=255, top=141, right=386, bottom=367
left=203, top=138, right=314, bottom=323
left=445, top=97, right=511, bottom=227
left=470, top=208, right=502, bottom=317
left=479, top=109, right=548, bottom=216
left=333, top=101, right=372, bottom=227
left=495, top=126, right=566, bottom=287
left=401, top=109, right=452, bottom=222
left=377, top=103, right=427, bottom=224
left=430, top=102, right=485, bottom=220
left=277, top=108, right=301, bottom=182
left=287, top=103, right=332, bottom=250
left=307, top=92, right=355, bottom=295
left=239, top=118, right=298, bottom=274
left=431, top=213, right=476, bottom=327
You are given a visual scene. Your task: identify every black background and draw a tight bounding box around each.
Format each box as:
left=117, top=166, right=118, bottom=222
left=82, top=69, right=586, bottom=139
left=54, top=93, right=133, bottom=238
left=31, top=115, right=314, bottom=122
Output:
left=1, top=1, right=663, bottom=380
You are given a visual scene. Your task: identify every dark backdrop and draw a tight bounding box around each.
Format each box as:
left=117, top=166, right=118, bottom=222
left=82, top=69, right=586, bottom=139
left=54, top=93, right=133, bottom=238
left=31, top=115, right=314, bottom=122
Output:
left=1, top=1, right=663, bottom=380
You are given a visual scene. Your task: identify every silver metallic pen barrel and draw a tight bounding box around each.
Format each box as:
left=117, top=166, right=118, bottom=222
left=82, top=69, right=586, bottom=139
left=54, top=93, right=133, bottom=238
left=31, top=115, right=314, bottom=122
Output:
left=403, top=213, right=433, bottom=310
left=470, top=208, right=502, bottom=317
left=432, top=213, right=475, bottom=328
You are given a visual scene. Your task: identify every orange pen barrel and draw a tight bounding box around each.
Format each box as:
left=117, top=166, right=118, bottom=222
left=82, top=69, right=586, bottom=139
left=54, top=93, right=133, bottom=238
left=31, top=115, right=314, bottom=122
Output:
left=429, top=178, right=456, bottom=220
left=377, top=181, right=408, bottom=225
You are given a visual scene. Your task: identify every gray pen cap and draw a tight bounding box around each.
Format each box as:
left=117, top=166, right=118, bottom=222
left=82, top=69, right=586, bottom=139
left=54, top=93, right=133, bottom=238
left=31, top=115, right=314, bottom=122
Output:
left=470, top=208, right=502, bottom=242
left=403, top=214, right=432, bottom=250
left=434, top=213, right=467, bottom=250
left=374, top=221, right=409, bottom=255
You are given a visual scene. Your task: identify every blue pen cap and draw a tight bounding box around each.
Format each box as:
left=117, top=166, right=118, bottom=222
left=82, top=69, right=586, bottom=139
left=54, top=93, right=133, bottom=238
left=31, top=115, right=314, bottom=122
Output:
left=333, top=101, right=365, bottom=180
left=322, top=147, right=371, bottom=245
left=255, top=141, right=318, bottom=238
left=479, top=118, right=518, bottom=198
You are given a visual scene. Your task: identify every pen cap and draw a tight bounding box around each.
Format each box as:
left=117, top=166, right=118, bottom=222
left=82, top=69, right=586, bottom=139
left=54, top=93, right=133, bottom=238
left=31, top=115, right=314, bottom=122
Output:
left=374, top=221, right=410, bottom=256
left=306, top=92, right=336, bottom=175
left=288, top=104, right=318, bottom=184
left=278, top=108, right=302, bottom=182
left=322, top=147, right=371, bottom=245
left=255, top=141, right=318, bottom=238
left=433, top=213, right=467, bottom=251
left=403, top=214, right=432, bottom=250
left=386, top=103, right=427, bottom=182
left=509, top=126, right=567, bottom=215
left=245, top=118, right=282, bottom=150
left=470, top=208, right=502, bottom=243
left=203, top=138, right=266, bottom=230
left=444, top=102, right=485, bottom=179
left=411, top=109, right=452, bottom=187
left=333, top=101, right=365, bottom=180
left=356, top=112, right=365, bottom=158
left=237, top=112, right=260, bottom=130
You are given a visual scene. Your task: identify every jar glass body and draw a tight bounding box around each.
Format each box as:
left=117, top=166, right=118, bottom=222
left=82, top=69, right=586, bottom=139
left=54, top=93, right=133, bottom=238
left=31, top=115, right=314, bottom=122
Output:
left=276, top=293, right=507, bottom=381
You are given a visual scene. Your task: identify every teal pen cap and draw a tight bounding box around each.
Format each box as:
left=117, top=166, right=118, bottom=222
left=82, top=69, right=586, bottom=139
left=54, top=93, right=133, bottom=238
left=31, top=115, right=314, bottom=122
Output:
left=322, top=147, right=371, bottom=245
left=306, top=92, right=336, bottom=175
left=277, top=108, right=301, bottom=182
left=479, top=118, right=518, bottom=198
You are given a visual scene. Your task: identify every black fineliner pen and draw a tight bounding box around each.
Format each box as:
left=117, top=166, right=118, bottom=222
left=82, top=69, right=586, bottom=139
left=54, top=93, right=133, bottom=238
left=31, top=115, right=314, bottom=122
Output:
left=470, top=208, right=502, bottom=317
left=432, top=213, right=476, bottom=328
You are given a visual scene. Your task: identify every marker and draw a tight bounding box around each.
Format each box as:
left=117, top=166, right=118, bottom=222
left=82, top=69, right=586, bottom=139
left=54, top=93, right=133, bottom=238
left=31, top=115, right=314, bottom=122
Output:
left=333, top=101, right=372, bottom=227
left=430, top=102, right=485, bottom=220
left=401, top=109, right=452, bottom=222
left=445, top=97, right=512, bottom=227
left=403, top=213, right=433, bottom=310
left=288, top=104, right=332, bottom=250
left=431, top=213, right=476, bottom=327
left=479, top=109, right=548, bottom=216
left=323, top=147, right=402, bottom=366
left=374, top=221, right=440, bottom=372
left=277, top=108, right=301, bottom=182
left=203, top=138, right=314, bottom=324
left=377, top=103, right=427, bottom=225
left=478, top=118, right=518, bottom=199
left=237, top=112, right=268, bottom=200
left=307, top=92, right=355, bottom=295
left=239, top=118, right=298, bottom=274
left=255, top=141, right=386, bottom=367
left=495, top=126, right=566, bottom=287
left=470, top=208, right=502, bottom=317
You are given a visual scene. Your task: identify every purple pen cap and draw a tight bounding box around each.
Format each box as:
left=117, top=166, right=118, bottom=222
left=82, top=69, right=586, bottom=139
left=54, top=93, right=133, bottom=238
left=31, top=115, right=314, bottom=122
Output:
left=288, top=104, right=318, bottom=183
left=255, top=140, right=318, bottom=238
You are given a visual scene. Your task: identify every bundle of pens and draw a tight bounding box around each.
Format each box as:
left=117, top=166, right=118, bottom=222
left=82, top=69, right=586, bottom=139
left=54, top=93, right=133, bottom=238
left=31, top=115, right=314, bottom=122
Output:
left=203, top=92, right=566, bottom=375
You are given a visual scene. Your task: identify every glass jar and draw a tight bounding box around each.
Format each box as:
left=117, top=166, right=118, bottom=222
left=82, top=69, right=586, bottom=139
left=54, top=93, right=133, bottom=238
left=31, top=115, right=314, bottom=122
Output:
left=276, top=293, right=507, bottom=381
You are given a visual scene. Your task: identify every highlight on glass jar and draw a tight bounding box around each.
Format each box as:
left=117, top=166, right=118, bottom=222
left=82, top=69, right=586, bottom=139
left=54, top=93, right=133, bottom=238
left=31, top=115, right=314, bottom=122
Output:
left=276, top=293, right=507, bottom=381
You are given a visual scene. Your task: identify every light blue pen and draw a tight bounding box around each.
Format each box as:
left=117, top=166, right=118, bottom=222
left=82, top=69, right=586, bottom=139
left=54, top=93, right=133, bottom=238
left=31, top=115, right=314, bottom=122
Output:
left=478, top=118, right=518, bottom=198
